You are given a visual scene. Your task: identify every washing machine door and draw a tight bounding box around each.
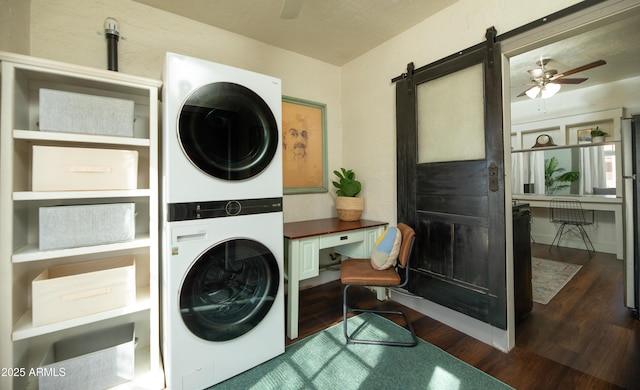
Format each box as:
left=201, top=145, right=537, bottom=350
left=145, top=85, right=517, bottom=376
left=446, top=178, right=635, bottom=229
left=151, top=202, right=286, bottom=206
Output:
left=178, top=82, right=279, bottom=180
left=180, top=238, right=280, bottom=341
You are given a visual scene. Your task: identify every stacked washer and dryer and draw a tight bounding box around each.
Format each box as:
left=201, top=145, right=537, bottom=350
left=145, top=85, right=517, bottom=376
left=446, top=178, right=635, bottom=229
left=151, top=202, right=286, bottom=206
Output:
left=161, top=52, right=284, bottom=389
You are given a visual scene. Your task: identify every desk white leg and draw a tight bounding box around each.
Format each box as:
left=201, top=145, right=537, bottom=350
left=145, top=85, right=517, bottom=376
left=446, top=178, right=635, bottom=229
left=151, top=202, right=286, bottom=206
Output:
left=375, top=287, right=386, bottom=300
left=287, top=239, right=300, bottom=339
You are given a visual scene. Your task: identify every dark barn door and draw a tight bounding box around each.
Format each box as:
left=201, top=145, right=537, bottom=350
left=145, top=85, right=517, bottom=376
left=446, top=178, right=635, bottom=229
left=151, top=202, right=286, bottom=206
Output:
left=395, top=28, right=507, bottom=329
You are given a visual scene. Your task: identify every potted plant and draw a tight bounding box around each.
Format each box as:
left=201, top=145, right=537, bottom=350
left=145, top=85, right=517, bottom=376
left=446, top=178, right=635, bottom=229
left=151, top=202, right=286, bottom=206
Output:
left=332, top=168, right=363, bottom=221
left=591, top=127, right=608, bottom=143
left=545, top=157, right=580, bottom=194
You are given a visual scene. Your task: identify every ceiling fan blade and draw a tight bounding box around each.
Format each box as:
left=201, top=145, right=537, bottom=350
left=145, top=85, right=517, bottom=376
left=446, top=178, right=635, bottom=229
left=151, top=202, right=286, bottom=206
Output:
left=511, top=82, right=536, bottom=88
left=552, top=78, right=588, bottom=84
left=550, top=59, right=606, bottom=80
left=280, top=0, right=303, bottom=19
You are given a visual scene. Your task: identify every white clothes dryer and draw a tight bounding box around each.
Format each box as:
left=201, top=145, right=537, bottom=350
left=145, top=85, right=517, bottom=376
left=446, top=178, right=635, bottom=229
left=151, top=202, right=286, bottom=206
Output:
left=162, top=210, right=284, bottom=389
left=161, top=53, right=285, bottom=389
left=162, top=52, right=282, bottom=204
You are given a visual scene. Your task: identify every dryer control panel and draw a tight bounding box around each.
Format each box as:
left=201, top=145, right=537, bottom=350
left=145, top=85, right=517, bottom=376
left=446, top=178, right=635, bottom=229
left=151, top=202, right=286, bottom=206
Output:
left=168, top=197, right=282, bottom=222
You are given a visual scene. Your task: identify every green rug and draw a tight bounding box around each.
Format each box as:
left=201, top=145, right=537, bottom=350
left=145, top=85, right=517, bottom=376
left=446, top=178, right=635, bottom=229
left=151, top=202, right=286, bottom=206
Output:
left=212, top=313, right=513, bottom=389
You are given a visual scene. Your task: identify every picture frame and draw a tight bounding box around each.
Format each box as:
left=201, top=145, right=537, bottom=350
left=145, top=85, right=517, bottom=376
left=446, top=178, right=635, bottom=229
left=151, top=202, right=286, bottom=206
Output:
left=282, top=96, right=328, bottom=194
left=577, top=128, right=592, bottom=144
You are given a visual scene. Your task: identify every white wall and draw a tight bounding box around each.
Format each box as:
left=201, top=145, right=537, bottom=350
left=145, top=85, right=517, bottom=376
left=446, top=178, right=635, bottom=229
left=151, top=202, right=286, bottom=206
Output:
left=4, top=0, right=599, bottom=350
left=4, top=0, right=589, bottom=225
left=21, top=0, right=343, bottom=223
left=0, top=0, right=30, bottom=54
left=341, top=0, right=582, bottom=224
left=341, top=0, right=583, bottom=350
left=509, top=77, right=640, bottom=257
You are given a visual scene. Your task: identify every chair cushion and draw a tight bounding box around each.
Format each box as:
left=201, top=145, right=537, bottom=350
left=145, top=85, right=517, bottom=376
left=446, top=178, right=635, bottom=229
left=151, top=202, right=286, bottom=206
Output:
left=370, top=227, right=401, bottom=270
left=341, top=258, right=401, bottom=286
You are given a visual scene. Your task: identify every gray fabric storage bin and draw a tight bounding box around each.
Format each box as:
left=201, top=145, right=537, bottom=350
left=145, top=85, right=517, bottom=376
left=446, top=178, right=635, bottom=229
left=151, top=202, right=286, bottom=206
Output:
left=39, top=323, right=135, bottom=389
left=39, top=88, right=135, bottom=137
left=39, top=203, right=135, bottom=250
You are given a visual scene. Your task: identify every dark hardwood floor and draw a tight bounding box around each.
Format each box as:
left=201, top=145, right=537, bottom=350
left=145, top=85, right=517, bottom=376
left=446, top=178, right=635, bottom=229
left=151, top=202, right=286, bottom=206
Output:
left=286, top=243, right=640, bottom=389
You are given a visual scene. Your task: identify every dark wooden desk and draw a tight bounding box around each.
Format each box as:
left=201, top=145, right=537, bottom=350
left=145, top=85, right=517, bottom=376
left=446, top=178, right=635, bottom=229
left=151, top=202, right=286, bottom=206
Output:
left=284, top=218, right=387, bottom=339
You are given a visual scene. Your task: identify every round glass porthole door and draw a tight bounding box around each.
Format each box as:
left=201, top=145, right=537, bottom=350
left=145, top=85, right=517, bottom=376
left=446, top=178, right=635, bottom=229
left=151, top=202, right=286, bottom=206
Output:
left=180, top=239, right=280, bottom=341
left=178, top=82, right=278, bottom=180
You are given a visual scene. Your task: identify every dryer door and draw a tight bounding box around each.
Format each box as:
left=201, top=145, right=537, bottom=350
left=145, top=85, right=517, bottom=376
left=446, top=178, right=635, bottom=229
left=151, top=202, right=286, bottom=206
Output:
left=180, top=238, right=280, bottom=341
left=178, top=82, right=279, bottom=180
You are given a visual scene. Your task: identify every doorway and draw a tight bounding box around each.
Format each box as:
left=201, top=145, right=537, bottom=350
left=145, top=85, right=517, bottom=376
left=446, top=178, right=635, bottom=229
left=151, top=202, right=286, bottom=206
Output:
left=501, top=1, right=640, bottom=384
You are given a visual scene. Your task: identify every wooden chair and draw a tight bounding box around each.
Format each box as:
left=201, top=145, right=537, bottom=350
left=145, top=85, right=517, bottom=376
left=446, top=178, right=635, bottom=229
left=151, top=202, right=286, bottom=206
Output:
left=340, top=222, right=417, bottom=347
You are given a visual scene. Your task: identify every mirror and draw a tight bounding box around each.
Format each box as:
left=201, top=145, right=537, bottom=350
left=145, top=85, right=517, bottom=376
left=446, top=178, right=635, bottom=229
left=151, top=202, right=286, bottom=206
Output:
left=512, top=143, right=617, bottom=195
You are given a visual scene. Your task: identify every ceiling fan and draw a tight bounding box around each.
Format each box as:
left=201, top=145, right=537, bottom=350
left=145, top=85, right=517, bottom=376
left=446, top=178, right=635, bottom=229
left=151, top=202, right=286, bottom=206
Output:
left=280, top=0, right=303, bottom=19
left=517, top=57, right=606, bottom=99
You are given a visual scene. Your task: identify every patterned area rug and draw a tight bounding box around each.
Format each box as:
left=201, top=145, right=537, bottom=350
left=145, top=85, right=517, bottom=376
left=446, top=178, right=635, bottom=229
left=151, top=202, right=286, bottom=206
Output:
left=531, top=257, right=582, bottom=304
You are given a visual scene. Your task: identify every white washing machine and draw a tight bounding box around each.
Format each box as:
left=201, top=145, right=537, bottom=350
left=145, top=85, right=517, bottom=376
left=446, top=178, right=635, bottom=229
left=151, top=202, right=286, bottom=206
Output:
left=162, top=211, right=284, bottom=389
left=162, top=52, right=282, bottom=204
left=161, top=53, right=285, bottom=389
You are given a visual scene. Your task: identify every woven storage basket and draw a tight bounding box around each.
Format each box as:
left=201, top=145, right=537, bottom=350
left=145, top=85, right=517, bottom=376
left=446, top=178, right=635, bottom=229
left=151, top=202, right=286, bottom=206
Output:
left=336, top=196, right=364, bottom=221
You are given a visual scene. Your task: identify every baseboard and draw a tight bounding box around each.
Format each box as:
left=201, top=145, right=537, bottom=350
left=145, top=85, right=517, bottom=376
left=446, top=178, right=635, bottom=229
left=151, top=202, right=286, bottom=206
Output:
left=389, top=288, right=511, bottom=352
left=531, top=233, right=617, bottom=255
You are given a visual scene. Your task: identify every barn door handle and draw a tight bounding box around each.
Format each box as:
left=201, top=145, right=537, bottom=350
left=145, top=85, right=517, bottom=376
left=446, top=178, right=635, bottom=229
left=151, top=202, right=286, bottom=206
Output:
left=489, top=162, right=499, bottom=192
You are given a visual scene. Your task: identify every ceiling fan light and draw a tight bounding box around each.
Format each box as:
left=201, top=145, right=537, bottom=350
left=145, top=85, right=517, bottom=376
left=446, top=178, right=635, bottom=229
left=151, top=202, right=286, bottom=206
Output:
left=541, top=83, right=561, bottom=98
left=525, top=86, right=541, bottom=99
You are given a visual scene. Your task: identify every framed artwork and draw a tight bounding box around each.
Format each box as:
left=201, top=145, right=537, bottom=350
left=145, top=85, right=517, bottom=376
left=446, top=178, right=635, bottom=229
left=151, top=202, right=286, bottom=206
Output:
left=282, top=96, right=328, bottom=194
left=577, top=128, right=592, bottom=144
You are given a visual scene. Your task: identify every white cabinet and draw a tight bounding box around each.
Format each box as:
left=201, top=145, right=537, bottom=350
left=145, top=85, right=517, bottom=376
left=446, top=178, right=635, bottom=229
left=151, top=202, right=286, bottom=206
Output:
left=284, top=219, right=387, bottom=339
left=0, top=52, right=163, bottom=389
left=296, top=238, right=320, bottom=280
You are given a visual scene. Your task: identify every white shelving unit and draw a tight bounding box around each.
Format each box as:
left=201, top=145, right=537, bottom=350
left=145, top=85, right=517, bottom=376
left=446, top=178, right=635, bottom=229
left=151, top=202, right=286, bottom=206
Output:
left=509, top=107, right=626, bottom=257
left=0, top=52, right=164, bottom=389
left=510, top=107, right=624, bottom=150
left=510, top=107, right=625, bottom=196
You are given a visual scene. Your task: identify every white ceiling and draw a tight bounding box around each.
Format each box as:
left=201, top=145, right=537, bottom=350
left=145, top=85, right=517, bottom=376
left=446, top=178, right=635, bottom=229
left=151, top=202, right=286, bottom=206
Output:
left=133, top=0, right=466, bottom=66
left=135, top=0, right=640, bottom=100
left=133, top=0, right=458, bottom=66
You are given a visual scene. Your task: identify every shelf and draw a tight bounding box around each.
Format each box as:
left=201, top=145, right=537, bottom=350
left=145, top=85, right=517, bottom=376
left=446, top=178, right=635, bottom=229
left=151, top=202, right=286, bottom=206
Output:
left=12, top=286, right=151, bottom=341
left=511, top=140, right=618, bottom=153
left=5, top=52, right=162, bottom=91
left=512, top=193, right=622, bottom=205
left=1, top=52, right=162, bottom=390
left=23, top=348, right=161, bottom=390
left=12, top=234, right=151, bottom=263
left=13, top=189, right=151, bottom=201
left=511, top=108, right=624, bottom=150
left=13, top=129, right=150, bottom=147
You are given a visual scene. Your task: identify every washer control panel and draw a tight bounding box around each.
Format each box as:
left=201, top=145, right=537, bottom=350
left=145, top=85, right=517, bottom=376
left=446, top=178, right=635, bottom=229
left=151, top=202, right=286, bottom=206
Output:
left=168, top=197, right=282, bottom=222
